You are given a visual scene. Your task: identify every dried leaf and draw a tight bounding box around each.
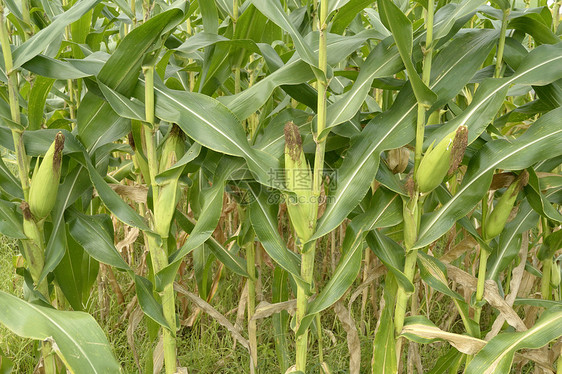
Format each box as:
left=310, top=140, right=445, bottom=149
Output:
left=334, top=302, right=360, bottom=374
left=251, top=300, right=297, bottom=321
left=401, top=322, right=486, bottom=354
left=153, top=334, right=164, bottom=374
left=445, top=264, right=527, bottom=331
left=127, top=306, right=143, bottom=372
left=116, top=227, right=140, bottom=252
left=486, top=233, right=529, bottom=340
left=174, top=283, right=249, bottom=350
left=94, top=184, right=148, bottom=203
left=440, top=236, right=477, bottom=263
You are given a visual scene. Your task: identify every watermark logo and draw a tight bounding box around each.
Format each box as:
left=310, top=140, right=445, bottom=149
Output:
left=230, top=168, right=338, bottom=206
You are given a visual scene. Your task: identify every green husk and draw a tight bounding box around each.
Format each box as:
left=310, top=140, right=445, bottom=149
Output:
left=484, top=170, right=529, bottom=241
left=284, top=122, right=315, bottom=243
left=154, top=125, right=186, bottom=238
left=28, top=132, right=65, bottom=220
left=416, top=126, right=467, bottom=194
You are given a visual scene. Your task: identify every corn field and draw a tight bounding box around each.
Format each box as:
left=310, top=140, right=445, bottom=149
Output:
left=0, top=0, right=561, bottom=373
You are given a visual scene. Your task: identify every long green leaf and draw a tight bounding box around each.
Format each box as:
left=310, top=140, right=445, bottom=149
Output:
left=0, top=291, right=121, bottom=374
left=12, top=0, right=102, bottom=68
left=312, top=28, right=497, bottom=240
left=377, top=0, right=436, bottom=106
left=466, top=306, right=562, bottom=374
left=427, top=42, right=562, bottom=148
left=68, top=211, right=131, bottom=271
left=247, top=183, right=303, bottom=282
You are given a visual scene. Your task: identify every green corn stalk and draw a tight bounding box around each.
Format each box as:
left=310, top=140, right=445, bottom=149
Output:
left=142, top=65, right=178, bottom=374
left=1, top=10, right=60, bottom=373
left=284, top=121, right=316, bottom=371
left=291, top=0, right=329, bottom=370
left=0, top=7, right=30, bottom=201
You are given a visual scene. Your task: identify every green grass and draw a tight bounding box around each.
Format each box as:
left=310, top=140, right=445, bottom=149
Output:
left=0, top=236, right=37, bottom=373
left=0, top=235, right=539, bottom=374
left=0, top=238, right=365, bottom=373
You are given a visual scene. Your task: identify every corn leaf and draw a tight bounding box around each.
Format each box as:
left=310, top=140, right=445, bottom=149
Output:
left=0, top=291, right=121, bottom=374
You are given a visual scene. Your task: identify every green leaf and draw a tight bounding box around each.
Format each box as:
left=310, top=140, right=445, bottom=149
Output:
left=296, top=224, right=363, bottom=336
left=377, top=0, right=436, bottom=106
left=312, top=26, right=496, bottom=241
left=429, top=29, right=499, bottom=110
left=322, top=37, right=403, bottom=135
left=77, top=2, right=188, bottom=151
left=250, top=0, right=323, bottom=77
left=466, top=306, right=562, bottom=373
left=12, top=0, right=102, bottom=68
left=0, top=155, right=22, bottom=199
left=134, top=275, right=171, bottom=331
left=41, top=165, right=91, bottom=283
left=23, top=54, right=94, bottom=79
left=0, top=290, right=121, bottom=374
left=509, top=12, right=559, bottom=45
left=247, top=183, right=303, bottom=283
left=371, top=300, right=397, bottom=374
left=432, top=0, right=486, bottom=41
left=272, top=267, right=291, bottom=373
left=538, top=228, right=562, bottom=261
left=221, top=31, right=378, bottom=122
left=207, top=237, right=248, bottom=278
left=327, top=0, right=353, bottom=16
left=0, top=199, right=25, bottom=239
left=366, top=230, right=413, bottom=293
left=487, top=201, right=538, bottom=280
left=426, top=348, right=463, bottom=374
left=27, top=76, right=55, bottom=130
left=157, top=157, right=239, bottom=289
left=525, top=168, right=562, bottom=223
left=199, top=0, right=219, bottom=33
left=0, top=348, right=14, bottom=374
left=68, top=211, right=131, bottom=270
left=417, top=252, right=464, bottom=302
left=97, top=83, right=145, bottom=122
left=137, top=79, right=280, bottom=188
left=53, top=227, right=86, bottom=311
left=427, top=42, right=562, bottom=148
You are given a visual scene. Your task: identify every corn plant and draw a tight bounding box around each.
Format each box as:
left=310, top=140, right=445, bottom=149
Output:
left=0, top=0, right=561, bottom=373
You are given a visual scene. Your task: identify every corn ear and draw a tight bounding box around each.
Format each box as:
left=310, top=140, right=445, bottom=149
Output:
left=484, top=170, right=529, bottom=241
left=159, top=124, right=186, bottom=173
left=284, top=122, right=315, bottom=243
left=551, top=260, right=561, bottom=287
left=416, top=126, right=467, bottom=194
left=402, top=195, right=419, bottom=249
left=20, top=201, right=45, bottom=284
left=28, top=132, right=65, bottom=219
left=154, top=125, right=186, bottom=238
left=154, top=178, right=181, bottom=238
left=387, top=147, right=410, bottom=174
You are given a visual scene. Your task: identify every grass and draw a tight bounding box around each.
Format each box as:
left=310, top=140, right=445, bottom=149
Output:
left=0, top=234, right=454, bottom=374
left=0, top=236, right=366, bottom=373
left=0, top=235, right=541, bottom=373
left=0, top=236, right=37, bottom=373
